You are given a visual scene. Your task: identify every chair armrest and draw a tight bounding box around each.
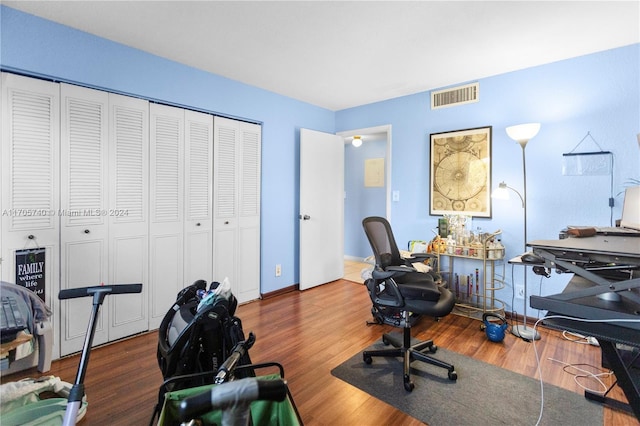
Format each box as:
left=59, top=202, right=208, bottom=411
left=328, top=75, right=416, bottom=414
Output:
left=404, top=253, right=435, bottom=261
left=385, top=265, right=417, bottom=274
left=366, top=276, right=404, bottom=308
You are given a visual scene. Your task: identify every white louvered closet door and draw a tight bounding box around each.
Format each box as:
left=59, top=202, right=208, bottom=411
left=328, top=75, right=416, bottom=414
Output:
left=184, top=110, right=213, bottom=286
left=108, top=93, right=149, bottom=340
left=237, top=122, right=261, bottom=302
left=60, top=83, right=109, bottom=356
left=213, top=118, right=239, bottom=293
left=1, top=73, right=61, bottom=361
left=213, top=117, right=261, bottom=303
left=149, top=104, right=184, bottom=329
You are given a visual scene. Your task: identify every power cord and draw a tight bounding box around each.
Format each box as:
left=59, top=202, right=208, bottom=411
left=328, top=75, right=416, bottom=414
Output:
left=561, top=330, right=599, bottom=346
left=547, top=358, right=613, bottom=394
left=509, top=265, right=545, bottom=342
left=509, top=265, right=524, bottom=333
left=531, top=315, right=640, bottom=426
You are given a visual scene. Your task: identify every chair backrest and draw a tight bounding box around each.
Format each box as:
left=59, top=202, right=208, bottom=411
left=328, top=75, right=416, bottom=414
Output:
left=362, top=216, right=404, bottom=270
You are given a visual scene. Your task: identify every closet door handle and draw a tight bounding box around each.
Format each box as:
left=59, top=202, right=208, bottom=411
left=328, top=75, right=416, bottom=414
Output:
left=196, top=223, right=201, bottom=227
left=84, top=229, right=90, bottom=234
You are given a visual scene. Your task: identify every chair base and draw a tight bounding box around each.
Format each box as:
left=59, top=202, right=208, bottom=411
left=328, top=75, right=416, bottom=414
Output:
left=363, top=328, right=457, bottom=392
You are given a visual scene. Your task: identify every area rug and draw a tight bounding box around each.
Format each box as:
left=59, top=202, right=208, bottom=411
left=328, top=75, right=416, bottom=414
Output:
left=331, top=341, right=603, bottom=425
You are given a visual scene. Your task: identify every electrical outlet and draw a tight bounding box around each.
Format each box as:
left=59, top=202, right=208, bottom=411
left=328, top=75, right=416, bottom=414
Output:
left=275, top=264, right=282, bottom=277
left=515, top=285, right=525, bottom=299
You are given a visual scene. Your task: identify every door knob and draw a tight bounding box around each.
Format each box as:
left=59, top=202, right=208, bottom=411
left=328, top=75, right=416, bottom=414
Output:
left=84, top=229, right=90, bottom=234
left=302, top=215, right=310, bottom=220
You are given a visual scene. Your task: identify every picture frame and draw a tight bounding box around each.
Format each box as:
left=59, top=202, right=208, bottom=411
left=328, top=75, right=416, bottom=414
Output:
left=430, top=126, right=492, bottom=218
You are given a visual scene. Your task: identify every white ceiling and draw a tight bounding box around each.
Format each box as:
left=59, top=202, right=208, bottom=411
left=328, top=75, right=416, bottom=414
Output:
left=4, top=1, right=639, bottom=111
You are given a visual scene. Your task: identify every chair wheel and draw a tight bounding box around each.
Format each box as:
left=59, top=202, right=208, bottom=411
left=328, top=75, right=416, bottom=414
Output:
left=404, top=380, right=415, bottom=392
left=363, top=354, right=372, bottom=364
left=382, top=336, right=390, bottom=345
left=429, top=344, right=437, bottom=353
left=448, top=370, right=458, bottom=381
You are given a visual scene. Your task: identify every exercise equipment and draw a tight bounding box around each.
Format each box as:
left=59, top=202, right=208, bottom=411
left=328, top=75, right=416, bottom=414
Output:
left=482, top=313, right=508, bottom=343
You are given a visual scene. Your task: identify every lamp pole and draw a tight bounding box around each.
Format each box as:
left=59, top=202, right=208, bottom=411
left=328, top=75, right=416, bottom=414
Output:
left=507, top=126, right=541, bottom=341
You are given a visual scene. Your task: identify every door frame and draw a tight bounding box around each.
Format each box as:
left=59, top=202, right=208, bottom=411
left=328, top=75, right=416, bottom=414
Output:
left=337, top=125, right=392, bottom=220
left=337, top=125, right=392, bottom=261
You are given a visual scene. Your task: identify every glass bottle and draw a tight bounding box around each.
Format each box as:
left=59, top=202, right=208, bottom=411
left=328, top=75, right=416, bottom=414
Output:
left=446, top=235, right=455, bottom=254
left=494, top=239, right=505, bottom=259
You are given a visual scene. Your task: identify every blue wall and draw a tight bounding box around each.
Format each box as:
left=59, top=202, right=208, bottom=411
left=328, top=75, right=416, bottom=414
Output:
left=344, top=139, right=387, bottom=258
left=0, top=6, right=334, bottom=294
left=2, top=6, right=639, bottom=315
left=337, top=44, right=640, bottom=313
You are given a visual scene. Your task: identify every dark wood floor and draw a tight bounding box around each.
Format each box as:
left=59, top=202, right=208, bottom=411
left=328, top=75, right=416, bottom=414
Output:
left=2, top=279, right=638, bottom=425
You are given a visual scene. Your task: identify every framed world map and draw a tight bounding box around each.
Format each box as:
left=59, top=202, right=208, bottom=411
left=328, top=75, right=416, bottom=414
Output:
left=430, top=126, right=492, bottom=218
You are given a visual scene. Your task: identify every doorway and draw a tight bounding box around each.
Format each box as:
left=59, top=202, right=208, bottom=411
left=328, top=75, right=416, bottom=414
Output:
left=337, top=125, right=391, bottom=267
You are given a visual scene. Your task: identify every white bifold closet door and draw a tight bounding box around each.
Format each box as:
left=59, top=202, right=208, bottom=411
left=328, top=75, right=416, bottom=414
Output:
left=184, top=110, right=214, bottom=287
left=149, top=104, right=185, bottom=330
left=148, top=106, right=214, bottom=329
left=107, top=93, right=150, bottom=342
left=213, top=117, right=261, bottom=303
left=60, top=84, right=150, bottom=356
left=1, top=73, right=61, bottom=361
left=59, top=84, right=110, bottom=355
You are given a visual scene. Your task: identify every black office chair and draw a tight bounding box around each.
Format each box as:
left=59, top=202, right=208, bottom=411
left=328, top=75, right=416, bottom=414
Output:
left=362, top=216, right=457, bottom=392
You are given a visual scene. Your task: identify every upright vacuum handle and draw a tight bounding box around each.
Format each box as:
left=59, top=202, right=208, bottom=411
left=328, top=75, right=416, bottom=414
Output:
left=59, top=283, right=142, bottom=300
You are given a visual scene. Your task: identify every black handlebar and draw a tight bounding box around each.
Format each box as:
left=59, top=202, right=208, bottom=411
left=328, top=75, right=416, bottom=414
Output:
left=59, top=283, right=142, bottom=300
left=177, top=378, right=287, bottom=422
left=214, top=332, right=256, bottom=384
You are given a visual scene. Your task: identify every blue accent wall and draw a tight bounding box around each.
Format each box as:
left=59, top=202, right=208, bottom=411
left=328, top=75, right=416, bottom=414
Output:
left=0, top=6, right=335, bottom=295
left=337, top=44, right=640, bottom=311
left=2, top=5, right=639, bottom=314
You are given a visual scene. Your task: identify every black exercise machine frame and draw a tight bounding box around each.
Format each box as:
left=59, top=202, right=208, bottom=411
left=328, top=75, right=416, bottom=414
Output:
left=528, top=237, right=640, bottom=420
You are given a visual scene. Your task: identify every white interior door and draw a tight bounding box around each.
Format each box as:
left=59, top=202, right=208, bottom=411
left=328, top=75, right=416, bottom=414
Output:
left=299, top=128, right=344, bottom=290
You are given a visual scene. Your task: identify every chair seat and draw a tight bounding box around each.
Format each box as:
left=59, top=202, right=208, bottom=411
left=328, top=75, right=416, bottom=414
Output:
left=394, top=269, right=448, bottom=289
left=396, top=280, right=440, bottom=301
left=402, top=283, right=456, bottom=318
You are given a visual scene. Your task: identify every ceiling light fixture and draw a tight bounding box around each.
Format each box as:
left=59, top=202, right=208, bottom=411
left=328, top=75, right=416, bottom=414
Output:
left=352, top=135, right=363, bottom=147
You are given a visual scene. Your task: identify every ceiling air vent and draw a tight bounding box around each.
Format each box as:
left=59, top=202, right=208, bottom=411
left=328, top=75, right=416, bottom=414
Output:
left=431, top=83, right=479, bottom=109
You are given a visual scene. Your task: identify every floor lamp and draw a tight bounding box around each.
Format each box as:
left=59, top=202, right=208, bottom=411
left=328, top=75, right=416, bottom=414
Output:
left=503, top=122, right=541, bottom=341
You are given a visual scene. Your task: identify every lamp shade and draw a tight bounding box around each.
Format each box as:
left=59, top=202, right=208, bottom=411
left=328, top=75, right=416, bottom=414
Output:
left=506, top=123, right=540, bottom=143
left=491, top=182, right=510, bottom=200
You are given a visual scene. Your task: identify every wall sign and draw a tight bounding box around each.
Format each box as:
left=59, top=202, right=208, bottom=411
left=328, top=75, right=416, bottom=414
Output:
left=15, top=247, right=46, bottom=301
left=364, top=158, right=385, bottom=187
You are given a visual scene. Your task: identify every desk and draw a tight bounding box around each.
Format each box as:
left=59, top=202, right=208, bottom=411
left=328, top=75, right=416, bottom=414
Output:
left=528, top=236, right=640, bottom=419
